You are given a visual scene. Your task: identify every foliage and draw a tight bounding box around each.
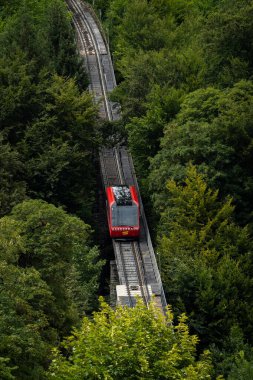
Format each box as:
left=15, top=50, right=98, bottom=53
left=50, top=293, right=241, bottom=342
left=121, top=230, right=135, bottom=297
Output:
left=104, top=0, right=208, bottom=118
left=0, top=357, right=16, bottom=380
left=0, top=134, right=26, bottom=216
left=91, top=0, right=253, bottom=377
left=44, top=0, right=88, bottom=88
left=0, top=0, right=86, bottom=78
left=149, top=81, right=253, bottom=225
left=0, top=200, right=103, bottom=379
left=104, top=0, right=253, bottom=187
left=0, top=263, right=54, bottom=379
left=228, top=352, right=253, bottom=380
left=158, top=165, right=253, bottom=364
left=19, top=74, right=99, bottom=219
left=9, top=199, right=103, bottom=317
left=1, top=0, right=253, bottom=378
left=0, top=52, right=39, bottom=139
left=201, top=0, right=253, bottom=86
left=0, top=0, right=98, bottom=219
left=210, top=325, right=253, bottom=379
left=126, top=85, right=184, bottom=175
left=48, top=299, right=214, bottom=379
left=0, top=215, right=54, bottom=379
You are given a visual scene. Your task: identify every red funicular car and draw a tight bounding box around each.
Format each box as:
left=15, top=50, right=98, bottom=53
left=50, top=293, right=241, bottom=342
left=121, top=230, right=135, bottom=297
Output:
left=106, top=185, right=140, bottom=238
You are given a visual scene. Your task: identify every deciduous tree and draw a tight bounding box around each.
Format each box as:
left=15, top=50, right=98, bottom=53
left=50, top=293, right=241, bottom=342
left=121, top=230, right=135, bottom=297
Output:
left=48, top=299, right=214, bottom=379
left=149, top=81, right=253, bottom=225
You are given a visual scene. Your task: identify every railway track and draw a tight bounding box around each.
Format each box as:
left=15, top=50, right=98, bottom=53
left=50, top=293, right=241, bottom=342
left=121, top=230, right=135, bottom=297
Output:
left=99, top=147, right=152, bottom=307
left=100, top=147, right=165, bottom=311
left=67, top=0, right=119, bottom=120
left=113, top=241, right=150, bottom=307
left=67, top=0, right=166, bottom=313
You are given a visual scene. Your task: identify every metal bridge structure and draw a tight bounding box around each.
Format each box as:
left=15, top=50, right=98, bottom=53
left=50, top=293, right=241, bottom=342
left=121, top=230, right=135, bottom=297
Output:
left=67, top=0, right=166, bottom=313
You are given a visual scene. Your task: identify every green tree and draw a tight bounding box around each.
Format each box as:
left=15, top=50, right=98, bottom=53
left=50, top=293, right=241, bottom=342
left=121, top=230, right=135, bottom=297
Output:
left=0, top=357, right=16, bottom=380
left=126, top=85, right=184, bottom=176
left=228, top=352, right=253, bottom=380
left=20, top=75, right=98, bottom=219
left=106, top=0, right=205, bottom=120
left=0, top=200, right=103, bottom=378
left=48, top=299, right=214, bottom=379
left=149, top=81, right=253, bottom=225
left=210, top=325, right=253, bottom=379
left=0, top=216, right=55, bottom=379
left=201, top=0, right=253, bottom=86
left=2, top=2, right=45, bottom=63
left=0, top=0, right=89, bottom=140
left=44, top=0, right=88, bottom=88
left=0, top=52, right=39, bottom=140
left=9, top=199, right=103, bottom=321
left=0, top=263, right=54, bottom=379
left=0, top=134, right=26, bottom=216
left=158, top=165, right=253, bottom=347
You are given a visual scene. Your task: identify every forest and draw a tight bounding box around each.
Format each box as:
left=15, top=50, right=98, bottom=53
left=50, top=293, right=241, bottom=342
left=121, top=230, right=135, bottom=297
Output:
left=1, top=0, right=253, bottom=379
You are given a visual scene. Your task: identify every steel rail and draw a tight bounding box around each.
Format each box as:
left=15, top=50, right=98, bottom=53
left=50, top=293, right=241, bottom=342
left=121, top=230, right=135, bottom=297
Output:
left=68, top=0, right=105, bottom=111
left=99, top=148, right=121, bottom=187
left=113, top=241, right=135, bottom=307
left=71, top=15, right=92, bottom=85
left=113, top=146, right=124, bottom=185
left=112, top=147, right=150, bottom=307
left=132, top=241, right=150, bottom=306
left=69, top=0, right=113, bottom=121
left=127, top=153, right=167, bottom=313
left=77, top=1, right=118, bottom=92
left=116, top=146, right=167, bottom=313
left=101, top=146, right=149, bottom=306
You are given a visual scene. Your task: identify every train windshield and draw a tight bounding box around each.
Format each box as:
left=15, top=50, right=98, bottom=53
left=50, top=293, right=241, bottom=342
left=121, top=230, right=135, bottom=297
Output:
left=112, top=204, right=138, bottom=226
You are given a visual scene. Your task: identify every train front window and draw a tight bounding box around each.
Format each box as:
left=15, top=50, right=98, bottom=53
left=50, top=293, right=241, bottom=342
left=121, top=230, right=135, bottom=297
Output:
left=112, top=205, right=138, bottom=226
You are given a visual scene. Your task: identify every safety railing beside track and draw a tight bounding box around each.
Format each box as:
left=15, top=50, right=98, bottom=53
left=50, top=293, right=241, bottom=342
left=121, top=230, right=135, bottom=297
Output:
left=132, top=241, right=151, bottom=306
left=82, top=1, right=117, bottom=91
left=128, top=153, right=167, bottom=312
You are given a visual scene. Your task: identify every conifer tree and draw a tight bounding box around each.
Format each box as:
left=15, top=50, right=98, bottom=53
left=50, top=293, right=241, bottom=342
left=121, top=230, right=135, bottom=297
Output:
left=158, top=165, right=253, bottom=346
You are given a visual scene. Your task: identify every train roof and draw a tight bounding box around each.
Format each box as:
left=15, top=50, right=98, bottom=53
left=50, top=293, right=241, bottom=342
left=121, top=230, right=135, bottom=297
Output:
left=112, top=185, right=132, bottom=206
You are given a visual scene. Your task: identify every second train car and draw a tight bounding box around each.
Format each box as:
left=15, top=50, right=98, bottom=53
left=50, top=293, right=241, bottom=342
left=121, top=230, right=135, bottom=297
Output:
left=106, top=185, right=140, bottom=238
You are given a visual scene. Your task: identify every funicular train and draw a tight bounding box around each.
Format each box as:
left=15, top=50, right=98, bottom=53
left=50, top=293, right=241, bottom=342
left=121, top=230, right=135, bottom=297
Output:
left=106, top=185, right=140, bottom=238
